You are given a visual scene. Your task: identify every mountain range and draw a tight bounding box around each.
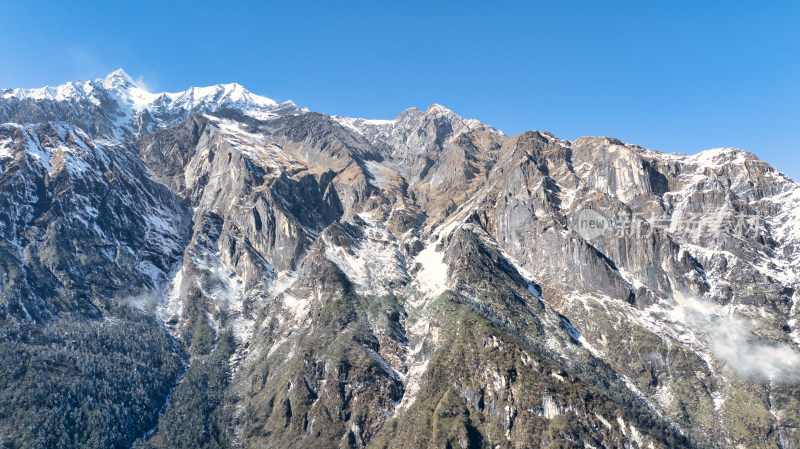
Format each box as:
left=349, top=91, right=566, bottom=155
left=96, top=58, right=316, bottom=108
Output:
left=0, top=69, right=798, bottom=448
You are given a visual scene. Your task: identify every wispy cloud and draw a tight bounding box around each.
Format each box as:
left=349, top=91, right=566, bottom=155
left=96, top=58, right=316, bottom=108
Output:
left=134, top=74, right=153, bottom=92
left=118, top=291, right=159, bottom=311
left=669, top=296, right=800, bottom=382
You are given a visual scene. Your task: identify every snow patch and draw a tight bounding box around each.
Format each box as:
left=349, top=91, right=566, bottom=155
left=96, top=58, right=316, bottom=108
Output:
left=595, top=413, right=613, bottom=429
left=617, top=416, right=645, bottom=446
left=540, top=396, right=562, bottom=419
left=395, top=317, right=435, bottom=413
left=412, top=241, right=448, bottom=300
left=281, top=293, right=309, bottom=319
left=323, top=214, right=408, bottom=295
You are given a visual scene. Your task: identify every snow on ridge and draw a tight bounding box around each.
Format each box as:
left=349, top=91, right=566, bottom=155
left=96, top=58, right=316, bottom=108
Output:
left=2, top=68, right=280, bottom=119
left=0, top=122, right=107, bottom=175
left=2, top=70, right=513, bottom=144
left=640, top=146, right=756, bottom=171
left=0, top=133, right=13, bottom=159
left=333, top=103, right=504, bottom=138
left=1, top=80, right=97, bottom=104
left=332, top=116, right=396, bottom=135
left=683, top=148, right=752, bottom=168
left=204, top=116, right=303, bottom=172
left=103, top=69, right=279, bottom=111
left=424, top=103, right=500, bottom=133
left=165, top=82, right=278, bottom=111
left=768, top=184, right=800, bottom=247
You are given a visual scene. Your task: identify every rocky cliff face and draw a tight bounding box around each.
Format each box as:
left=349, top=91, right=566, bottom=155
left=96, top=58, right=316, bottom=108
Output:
left=0, top=70, right=798, bottom=449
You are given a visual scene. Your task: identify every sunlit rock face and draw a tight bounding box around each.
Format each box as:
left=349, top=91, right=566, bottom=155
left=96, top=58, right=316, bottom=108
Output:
left=0, top=70, right=798, bottom=448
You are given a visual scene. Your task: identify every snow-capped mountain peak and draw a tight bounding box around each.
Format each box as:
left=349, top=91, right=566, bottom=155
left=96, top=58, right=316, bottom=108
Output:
left=169, top=82, right=278, bottom=110
left=0, top=69, right=283, bottom=141
left=424, top=103, right=455, bottom=115
left=101, top=68, right=137, bottom=89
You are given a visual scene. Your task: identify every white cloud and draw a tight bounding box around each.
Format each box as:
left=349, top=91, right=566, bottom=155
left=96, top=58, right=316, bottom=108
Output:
left=118, top=291, right=159, bottom=311
left=134, top=75, right=153, bottom=92
left=669, top=295, right=800, bottom=382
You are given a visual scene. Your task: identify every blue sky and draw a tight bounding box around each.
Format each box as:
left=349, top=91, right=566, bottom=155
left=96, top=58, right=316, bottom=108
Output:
left=1, top=0, right=798, bottom=179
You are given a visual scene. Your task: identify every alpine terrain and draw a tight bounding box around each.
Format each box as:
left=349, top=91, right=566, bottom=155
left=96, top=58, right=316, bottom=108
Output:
left=0, top=69, right=799, bottom=449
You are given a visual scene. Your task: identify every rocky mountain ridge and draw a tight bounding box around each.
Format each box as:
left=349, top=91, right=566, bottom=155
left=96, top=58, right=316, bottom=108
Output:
left=0, top=69, right=798, bottom=448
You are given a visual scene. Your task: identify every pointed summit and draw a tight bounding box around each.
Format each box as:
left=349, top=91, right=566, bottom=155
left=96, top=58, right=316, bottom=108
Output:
left=102, top=68, right=136, bottom=89
left=394, top=107, right=423, bottom=121
left=425, top=103, right=459, bottom=117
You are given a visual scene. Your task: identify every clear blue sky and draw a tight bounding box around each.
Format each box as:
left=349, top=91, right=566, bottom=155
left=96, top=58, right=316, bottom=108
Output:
left=1, top=0, right=798, bottom=179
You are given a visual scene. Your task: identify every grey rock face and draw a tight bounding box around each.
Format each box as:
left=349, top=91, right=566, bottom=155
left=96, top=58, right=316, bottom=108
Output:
left=0, top=122, right=189, bottom=320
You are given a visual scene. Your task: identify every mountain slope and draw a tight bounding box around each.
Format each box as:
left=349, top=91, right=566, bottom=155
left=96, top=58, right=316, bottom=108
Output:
left=0, top=70, right=798, bottom=448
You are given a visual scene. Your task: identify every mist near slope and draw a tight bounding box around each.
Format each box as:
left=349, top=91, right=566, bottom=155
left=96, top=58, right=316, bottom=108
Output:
left=118, top=291, right=160, bottom=311
left=669, top=295, right=800, bottom=382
